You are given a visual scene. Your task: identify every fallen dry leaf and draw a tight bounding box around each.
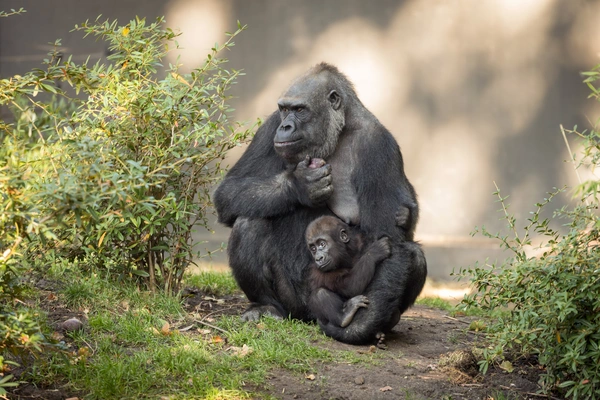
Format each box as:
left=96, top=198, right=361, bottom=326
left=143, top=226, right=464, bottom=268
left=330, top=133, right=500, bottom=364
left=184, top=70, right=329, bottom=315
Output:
left=305, top=374, right=316, bottom=381
left=211, top=335, right=224, bottom=344
left=228, top=344, right=253, bottom=357
left=379, top=386, right=393, bottom=392
left=499, top=360, right=514, bottom=373
left=161, top=322, right=171, bottom=336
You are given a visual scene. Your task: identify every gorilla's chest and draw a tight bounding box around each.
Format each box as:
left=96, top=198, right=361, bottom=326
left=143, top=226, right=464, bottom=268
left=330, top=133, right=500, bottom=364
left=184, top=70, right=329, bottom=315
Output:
left=327, top=138, right=360, bottom=225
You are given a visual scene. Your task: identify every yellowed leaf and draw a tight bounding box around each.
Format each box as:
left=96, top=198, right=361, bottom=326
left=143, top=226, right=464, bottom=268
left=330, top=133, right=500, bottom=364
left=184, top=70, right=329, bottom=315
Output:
left=500, top=361, right=514, bottom=373
left=171, top=72, right=192, bottom=88
left=305, top=374, right=316, bottom=381
left=161, top=322, right=170, bottom=335
left=211, top=335, right=224, bottom=344
left=97, top=231, right=107, bottom=247
left=380, top=386, right=392, bottom=392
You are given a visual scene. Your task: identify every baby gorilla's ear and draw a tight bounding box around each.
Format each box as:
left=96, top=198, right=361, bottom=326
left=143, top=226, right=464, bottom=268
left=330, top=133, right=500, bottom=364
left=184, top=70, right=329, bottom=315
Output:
left=339, top=229, right=349, bottom=243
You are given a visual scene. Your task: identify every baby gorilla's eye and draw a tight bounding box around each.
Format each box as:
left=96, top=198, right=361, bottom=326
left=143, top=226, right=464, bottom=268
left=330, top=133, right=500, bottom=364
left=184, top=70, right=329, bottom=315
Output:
left=309, top=245, right=316, bottom=252
left=317, top=240, right=326, bottom=249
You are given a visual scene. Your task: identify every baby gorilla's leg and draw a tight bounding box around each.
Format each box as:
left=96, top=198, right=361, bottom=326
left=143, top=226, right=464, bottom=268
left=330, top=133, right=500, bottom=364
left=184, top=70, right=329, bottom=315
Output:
left=340, top=295, right=369, bottom=328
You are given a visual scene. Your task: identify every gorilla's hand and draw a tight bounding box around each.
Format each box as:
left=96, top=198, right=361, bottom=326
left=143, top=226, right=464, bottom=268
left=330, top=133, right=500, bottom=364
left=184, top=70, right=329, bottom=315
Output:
left=293, top=156, right=333, bottom=206
left=367, top=236, right=391, bottom=263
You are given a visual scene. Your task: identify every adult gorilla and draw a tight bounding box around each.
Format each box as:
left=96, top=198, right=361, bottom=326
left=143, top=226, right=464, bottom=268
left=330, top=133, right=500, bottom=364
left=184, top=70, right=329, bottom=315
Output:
left=213, top=63, right=427, bottom=344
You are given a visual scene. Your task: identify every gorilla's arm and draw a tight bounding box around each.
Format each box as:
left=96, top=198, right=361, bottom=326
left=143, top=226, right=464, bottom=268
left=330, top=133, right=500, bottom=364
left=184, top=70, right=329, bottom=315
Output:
left=214, top=113, right=332, bottom=227
left=337, top=237, right=390, bottom=298
left=353, top=129, right=418, bottom=242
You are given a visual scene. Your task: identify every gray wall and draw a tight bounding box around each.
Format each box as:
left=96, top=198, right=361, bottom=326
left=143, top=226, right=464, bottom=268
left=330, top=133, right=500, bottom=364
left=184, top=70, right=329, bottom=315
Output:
left=2, top=0, right=600, bottom=280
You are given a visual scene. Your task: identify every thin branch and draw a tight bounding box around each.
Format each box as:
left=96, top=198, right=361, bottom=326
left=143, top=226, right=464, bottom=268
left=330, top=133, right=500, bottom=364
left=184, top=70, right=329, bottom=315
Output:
left=561, top=124, right=583, bottom=185
left=193, top=319, right=229, bottom=335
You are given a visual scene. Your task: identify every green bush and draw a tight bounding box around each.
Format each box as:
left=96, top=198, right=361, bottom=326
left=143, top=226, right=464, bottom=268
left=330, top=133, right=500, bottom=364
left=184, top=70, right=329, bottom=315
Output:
left=1, top=11, right=251, bottom=390
left=456, top=64, right=600, bottom=399
left=1, top=16, right=252, bottom=294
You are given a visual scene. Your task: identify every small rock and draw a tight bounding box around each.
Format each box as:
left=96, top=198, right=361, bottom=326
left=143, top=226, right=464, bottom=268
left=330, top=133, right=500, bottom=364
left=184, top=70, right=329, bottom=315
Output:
left=61, top=317, right=83, bottom=332
left=354, top=376, right=365, bottom=385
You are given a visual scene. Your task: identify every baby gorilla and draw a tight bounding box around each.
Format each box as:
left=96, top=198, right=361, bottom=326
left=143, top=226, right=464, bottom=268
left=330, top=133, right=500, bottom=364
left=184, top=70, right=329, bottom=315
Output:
left=305, top=216, right=391, bottom=328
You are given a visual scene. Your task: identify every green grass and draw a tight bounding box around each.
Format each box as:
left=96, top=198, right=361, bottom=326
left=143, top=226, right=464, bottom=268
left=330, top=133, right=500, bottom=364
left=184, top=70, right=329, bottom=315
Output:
left=27, top=270, right=373, bottom=399
left=415, top=296, right=455, bottom=311
left=183, top=271, right=240, bottom=296
left=415, top=296, right=510, bottom=320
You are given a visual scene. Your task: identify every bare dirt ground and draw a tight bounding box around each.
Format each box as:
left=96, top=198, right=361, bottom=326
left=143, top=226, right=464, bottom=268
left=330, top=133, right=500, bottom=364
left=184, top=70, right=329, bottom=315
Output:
left=254, top=306, right=547, bottom=400
left=10, top=285, right=555, bottom=400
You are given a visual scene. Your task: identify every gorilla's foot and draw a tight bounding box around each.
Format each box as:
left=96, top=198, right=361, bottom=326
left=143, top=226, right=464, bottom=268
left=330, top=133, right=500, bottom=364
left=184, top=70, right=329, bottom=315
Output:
left=241, top=304, right=285, bottom=322
left=375, top=332, right=387, bottom=350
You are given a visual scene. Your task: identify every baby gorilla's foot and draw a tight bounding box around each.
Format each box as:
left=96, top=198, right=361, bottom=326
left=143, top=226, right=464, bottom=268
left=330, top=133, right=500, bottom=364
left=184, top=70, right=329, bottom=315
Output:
left=375, top=332, right=387, bottom=350
left=339, top=295, right=369, bottom=328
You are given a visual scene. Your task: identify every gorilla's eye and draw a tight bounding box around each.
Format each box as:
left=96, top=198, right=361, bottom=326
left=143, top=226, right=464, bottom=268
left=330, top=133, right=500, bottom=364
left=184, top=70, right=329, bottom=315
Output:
left=309, top=245, right=316, bottom=252
left=296, top=107, right=304, bottom=113
left=317, top=239, right=326, bottom=249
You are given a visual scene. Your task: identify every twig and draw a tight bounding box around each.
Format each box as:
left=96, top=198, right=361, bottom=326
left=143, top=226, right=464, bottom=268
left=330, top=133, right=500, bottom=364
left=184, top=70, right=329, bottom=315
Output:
left=560, top=124, right=583, bottom=185
left=443, top=315, right=470, bottom=325
left=80, top=338, right=97, bottom=356
left=193, top=319, right=229, bottom=335
left=499, top=385, right=561, bottom=399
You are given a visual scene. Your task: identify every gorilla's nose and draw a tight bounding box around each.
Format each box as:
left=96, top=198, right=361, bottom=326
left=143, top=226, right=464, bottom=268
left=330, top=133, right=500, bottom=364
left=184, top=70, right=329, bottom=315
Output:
left=279, top=120, right=295, bottom=132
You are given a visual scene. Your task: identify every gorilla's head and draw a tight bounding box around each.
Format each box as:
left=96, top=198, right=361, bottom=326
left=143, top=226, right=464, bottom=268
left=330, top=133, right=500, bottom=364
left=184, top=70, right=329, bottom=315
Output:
left=273, top=63, right=356, bottom=164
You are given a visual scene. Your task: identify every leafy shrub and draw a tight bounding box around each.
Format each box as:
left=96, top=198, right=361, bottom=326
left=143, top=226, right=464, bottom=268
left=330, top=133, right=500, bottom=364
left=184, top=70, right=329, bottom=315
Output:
left=456, top=63, right=600, bottom=399
left=1, top=10, right=250, bottom=390
left=2, top=16, right=252, bottom=294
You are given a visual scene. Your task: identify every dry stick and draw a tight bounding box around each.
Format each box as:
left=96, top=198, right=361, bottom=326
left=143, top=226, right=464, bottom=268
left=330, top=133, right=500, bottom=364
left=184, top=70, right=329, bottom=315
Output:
left=193, top=319, right=230, bottom=335
left=560, top=124, right=594, bottom=210
left=560, top=124, right=584, bottom=186
left=499, top=385, right=561, bottom=400
left=443, top=315, right=470, bottom=325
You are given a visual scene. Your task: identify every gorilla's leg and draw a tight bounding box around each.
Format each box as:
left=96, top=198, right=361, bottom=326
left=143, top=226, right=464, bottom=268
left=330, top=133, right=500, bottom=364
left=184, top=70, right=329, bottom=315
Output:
left=227, top=209, right=328, bottom=321
left=228, top=217, right=286, bottom=320
left=318, top=241, right=427, bottom=344
left=309, top=288, right=369, bottom=328
left=397, top=241, right=427, bottom=316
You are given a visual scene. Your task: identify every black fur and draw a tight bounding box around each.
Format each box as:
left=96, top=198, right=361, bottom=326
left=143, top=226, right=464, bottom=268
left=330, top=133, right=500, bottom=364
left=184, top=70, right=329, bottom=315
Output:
left=213, top=62, right=427, bottom=343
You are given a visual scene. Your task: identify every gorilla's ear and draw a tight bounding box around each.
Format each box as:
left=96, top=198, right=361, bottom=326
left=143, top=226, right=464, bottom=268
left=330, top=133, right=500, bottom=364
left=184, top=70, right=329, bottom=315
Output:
left=339, top=229, right=349, bottom=243
left=328, top=90, right=341, bottom=110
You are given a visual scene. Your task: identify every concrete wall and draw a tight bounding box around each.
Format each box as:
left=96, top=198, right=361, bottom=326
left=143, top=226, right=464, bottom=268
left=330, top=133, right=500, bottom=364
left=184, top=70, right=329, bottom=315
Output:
left=2, top=0, right=600, bottom=280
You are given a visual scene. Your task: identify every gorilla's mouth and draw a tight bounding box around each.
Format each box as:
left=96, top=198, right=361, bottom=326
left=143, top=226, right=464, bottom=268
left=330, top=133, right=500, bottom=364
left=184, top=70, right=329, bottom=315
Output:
left=274, top=139, right=301, bottom=148
left=317, top=259, right=332, bottom=270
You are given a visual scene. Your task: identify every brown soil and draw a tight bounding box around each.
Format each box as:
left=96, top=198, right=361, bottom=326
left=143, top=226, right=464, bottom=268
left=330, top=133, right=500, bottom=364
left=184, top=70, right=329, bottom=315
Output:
left=9, top=284, right=558, bottom=400
left=257, top=306, right=549, bottom=400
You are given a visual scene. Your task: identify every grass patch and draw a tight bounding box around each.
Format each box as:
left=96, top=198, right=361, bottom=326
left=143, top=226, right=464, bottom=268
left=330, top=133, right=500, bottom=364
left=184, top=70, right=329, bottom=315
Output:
left=184, top=271, right=240, bottom=296
left=25, top=270, right=372, bottom=399
left=416, top=296, right=454, bottom=311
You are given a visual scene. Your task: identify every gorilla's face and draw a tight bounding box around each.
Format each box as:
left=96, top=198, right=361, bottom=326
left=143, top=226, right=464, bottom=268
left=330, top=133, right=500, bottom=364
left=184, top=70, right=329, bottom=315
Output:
left=274, top=73, right=344, bottom=164
left=306, top=216, right=352, bottom=272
